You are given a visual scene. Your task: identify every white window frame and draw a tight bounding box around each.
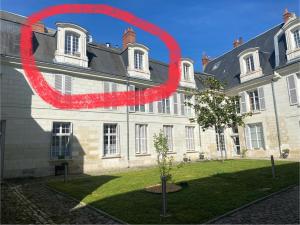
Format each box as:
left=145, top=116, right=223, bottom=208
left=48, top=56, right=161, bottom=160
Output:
left=51, top=122, right=72, bottom=159
left=183, top=63, right=190, bottom=80
left=103, top=123, right=119, bottom=157
left=134, top=50, right=144, bottom=70
left=173, top=93, right=178, bottom=115
left=245, top=55, right=255, bottom=73
left=185, top=126, right=195, bottom=151
left=65, top=31, right=80, bottom=56
left=293, top=29, right=300, bottom=49
left=135, top=124, right=148, bottom=155
left=248, top=89, right=260, bottom=112
left=134, top=87, right=146, bottom=112
left=163, top=125, right=173, bottom=152
left=246, top=123, right=265, bottom=150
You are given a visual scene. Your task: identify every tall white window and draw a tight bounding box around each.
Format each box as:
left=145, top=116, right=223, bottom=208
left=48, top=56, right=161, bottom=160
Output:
left=286, top=75, right=298, bottom=105
left=173, top=93, right=178, bottom=115
left=51, top=122, right=72, bottom=159
left=135, top=124, right=148, bottom=154
left=65, top=32, right=80, bottom=56
left=104, top=81, right=117, bottom=110
left=135, top=87, right=145, bottom=112
left=163, top=125, right=173, bottom=152
left=180, top=93, right=185, bottom=115
left=134, top=50, right=143, bottom=70
left=248, top=90, right=260, bottom=111
left=245, top=55, right=255, bottom=73
left=185, top=126, right=195, bottom=151
left=55, top=74, right=72, bottom=94
left=246, top=123, right=265, bottom=149
left=103, top=124, right=119, bottom=156
left=293, top=29, right=300, bottom=49
left=158, top=98, right=170, bottom=114
left=185, top=95, right=192, bottom=116
left=183, top=63, right=190, bottom=80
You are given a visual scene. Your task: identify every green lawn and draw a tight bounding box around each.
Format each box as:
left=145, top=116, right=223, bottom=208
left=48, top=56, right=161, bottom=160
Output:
left=48, top=160, right=299, bottom=224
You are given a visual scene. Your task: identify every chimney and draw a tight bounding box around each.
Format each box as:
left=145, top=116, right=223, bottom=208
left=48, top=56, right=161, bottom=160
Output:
left=122, top=27, right=136, bottom=49
left=32, top=22, right=45, bottom=33
left=283, top=8, right=292, bottom=23
left=201, top=53, right=210, bottom=70
left=233, top=37, right=243, bottom=48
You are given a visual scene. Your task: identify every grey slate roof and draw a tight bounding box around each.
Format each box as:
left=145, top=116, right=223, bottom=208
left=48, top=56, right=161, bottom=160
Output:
left=1, top=10, right=208, bottom=90
left=204, top=23, right=288, bottom=88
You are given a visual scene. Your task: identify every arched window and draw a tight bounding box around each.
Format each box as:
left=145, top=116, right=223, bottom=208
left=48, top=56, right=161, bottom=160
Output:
left=65, top=32, right=80, bottom=56
left=134, top=50, right=144, bottom=70
left=183, top=63, right=190, bottom=80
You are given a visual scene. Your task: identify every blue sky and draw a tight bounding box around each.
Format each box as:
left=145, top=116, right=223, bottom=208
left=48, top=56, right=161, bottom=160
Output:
left=1, top=0, right=299, bottom=71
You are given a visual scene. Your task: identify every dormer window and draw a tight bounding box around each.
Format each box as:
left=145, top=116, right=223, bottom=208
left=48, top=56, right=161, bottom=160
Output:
left=54, top=23, right=88, bottom=68
left=65, top=32, right=80, bottom=56
left=183, top=63, right=190, bottom=80
left=245, top=55, right=255, bottom=73
left=293, top=29, right=300, bottom=48
left=134, top=50, right=144, bottom=70
left=238, top=47, right=262, bottom=83
left=180, top=59, right=195, bottom=88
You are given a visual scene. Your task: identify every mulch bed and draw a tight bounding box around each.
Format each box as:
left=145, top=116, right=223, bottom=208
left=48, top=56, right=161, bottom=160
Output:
left=144, top=183, right=182, bottom=193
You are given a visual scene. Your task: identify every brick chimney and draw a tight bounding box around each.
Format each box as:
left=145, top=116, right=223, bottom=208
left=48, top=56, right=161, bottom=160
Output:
left=283, top=8, right=292, bottom=23
left=122, top=27, right=136, bottom=49
left=32, top=22, right=45, bottom=33
left=233, top=37, right=243, bottom=48
left=201, top=53, right=210, bottom=70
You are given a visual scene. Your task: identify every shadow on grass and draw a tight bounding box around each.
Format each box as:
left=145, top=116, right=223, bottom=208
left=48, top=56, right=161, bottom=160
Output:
left=49, top=161, right=299, bottom=224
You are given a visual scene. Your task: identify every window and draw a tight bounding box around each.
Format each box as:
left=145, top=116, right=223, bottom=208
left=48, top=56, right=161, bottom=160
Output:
left=245, top=55, right=255, bottom=73
left=287, top=75, right=298, bottom=105
left=163, top=125, right=173, bottom=152
left=293, top=29, right=300, bottom=49
left=65, top=32, right=80, bottom=56
left=185, top=126, right=195, bottom=151
left=215, top=127, right=226, bottom=152
left=103, top=124, right=119, bottom=156
left=51, top=122, right=72, bottom=159
left=248, top=87, right=265, bottom=112
left=183, top=63, right=190, bottom=80
left=104, top=81, right=117, bottom=110
left=185, top=95, right=192, bottom=116
left=158, top=98, right=170, bottom=114
left=248, top=90, right=260, bottom=111
left=135, top=124, right=148, bottom=154
left=148, top=102, right=154, bottom=113
left=55, top=74, right=72, bottom=94
left=173, top=93, right=178, bottom=115
left=134, top=50, right=143, bottom=70
left=135, top=87, right=145, bottom=112
left=246, top=123, right=265, bottom=149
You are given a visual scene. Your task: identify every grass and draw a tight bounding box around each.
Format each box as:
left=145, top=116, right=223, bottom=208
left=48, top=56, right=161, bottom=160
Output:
left=48, top=160, right=299, bottom=224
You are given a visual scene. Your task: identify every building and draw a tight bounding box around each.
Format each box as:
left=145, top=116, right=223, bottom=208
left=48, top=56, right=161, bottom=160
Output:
left=0, top=9, right=299, bottom=178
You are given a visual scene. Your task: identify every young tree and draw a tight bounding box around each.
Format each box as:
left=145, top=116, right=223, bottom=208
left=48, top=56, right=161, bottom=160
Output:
left=187, top=76, right=251, bottom=161
left=153, top=131, right=174, bottom=181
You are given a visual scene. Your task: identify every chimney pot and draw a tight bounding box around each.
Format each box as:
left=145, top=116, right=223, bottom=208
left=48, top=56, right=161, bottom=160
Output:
left=201, top=53, right=210, bottom=70
left=32, top=22, right=45, bottom=33
left=283, top=8, right=292, bottom=23
left=122, top=27, right=136, bottom=49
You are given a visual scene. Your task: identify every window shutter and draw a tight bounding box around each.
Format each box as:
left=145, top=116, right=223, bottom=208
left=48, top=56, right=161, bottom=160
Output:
left=135, top=125, right=140, bottom=154
left=157, top=100, right=162, bottom=113
left=111, top=83, right=117, bottom=110
left=180, top=93, right=185, bottom=115
left=129, top=85, right=135, bottom=112
left=173, top=93, right=178, bottom=115
left=257, top=87, right=265, bottom=110
left=245, top=126, right=251, bottom=149
left=240, top=92, right=247, bottom=113
left=148, top=102, right=154, bottom=113
left=287, top=75, right=298, bottom=105
left=65, top=75, right=72, bottom=95
left=54, top=74, right=62, bottom=93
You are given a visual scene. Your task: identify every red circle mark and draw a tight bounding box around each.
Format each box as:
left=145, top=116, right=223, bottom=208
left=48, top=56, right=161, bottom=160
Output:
left=20, top=4, right=181, bottom=109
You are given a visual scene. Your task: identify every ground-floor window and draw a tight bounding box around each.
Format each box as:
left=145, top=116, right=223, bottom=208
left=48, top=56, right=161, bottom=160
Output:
left=163, top=125, right=173, bottom=152
left=215, top=127, right=226, bottom=152
left=103, top=124, right=119, bottom=156
left=246, top=123, right=265, bottom=149
left=185, top=126, right=195, bottom=151
left=135, top=124, right=148, bottom=154
left=51, top=122, right=72, bottom=159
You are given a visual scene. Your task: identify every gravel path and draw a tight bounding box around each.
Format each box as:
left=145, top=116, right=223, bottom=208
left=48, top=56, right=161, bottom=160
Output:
left=211, top=186, right=300, bottom=224
left=1, top=180, right=121, bottom=224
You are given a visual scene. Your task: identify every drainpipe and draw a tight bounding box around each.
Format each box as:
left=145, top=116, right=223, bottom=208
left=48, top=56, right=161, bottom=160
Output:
left=271, top=78, right=282, bottom=156
left=126, top=75, right=130, bottom=168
